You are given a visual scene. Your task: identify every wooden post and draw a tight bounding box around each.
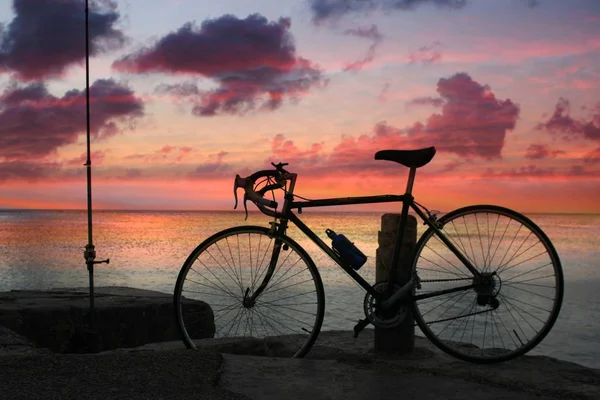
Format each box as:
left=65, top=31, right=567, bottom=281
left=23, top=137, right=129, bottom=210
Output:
left=374, top=213, right=417, bottom=355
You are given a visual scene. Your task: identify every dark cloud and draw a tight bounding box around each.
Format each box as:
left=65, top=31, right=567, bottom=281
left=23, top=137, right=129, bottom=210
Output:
left=192, top=151, right=231, bottom=175
left=0, top=0, right=126, bottom=81
left=115, top=14, right=327, bottom=116
left=308, top=0, right=467, bottom=23
left=524, top=144, right=564, bottom=160
left=537, top=97, right=600, bottom=141
left=406, top=96, right=444, bottom=107
left=0, top=160, right=60, bottom=182
left=566, top=165, right=598, bottom=177
left=0, top=79, right=144, bottom=163
left=521, top=0, right=540, bottom=7
left=408, top=41, right=443, bottom=65
left=343, top=25, right=383, bottom=72
left=155, top=82, right=201, bottom=97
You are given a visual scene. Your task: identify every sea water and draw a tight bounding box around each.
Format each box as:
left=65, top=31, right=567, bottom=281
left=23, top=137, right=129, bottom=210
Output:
left=0, top=210, right=598, bottom=368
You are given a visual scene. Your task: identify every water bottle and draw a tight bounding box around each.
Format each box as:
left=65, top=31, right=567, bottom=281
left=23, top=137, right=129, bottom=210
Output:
left=326, top=229, right=367, bottom=270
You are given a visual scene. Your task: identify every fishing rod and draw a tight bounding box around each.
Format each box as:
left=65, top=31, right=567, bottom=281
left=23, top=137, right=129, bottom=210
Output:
left=83, top=0, right=109, bottom=333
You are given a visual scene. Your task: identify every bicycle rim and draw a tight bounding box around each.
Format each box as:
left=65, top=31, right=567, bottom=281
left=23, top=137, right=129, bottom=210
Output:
left=412, top=205, right=564, bottom=363
left=174, top=226, right=325, bottom=358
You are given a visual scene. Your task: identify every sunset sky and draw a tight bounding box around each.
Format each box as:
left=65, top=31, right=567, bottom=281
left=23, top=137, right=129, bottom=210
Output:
left=0, top=0, right=598, bottom=213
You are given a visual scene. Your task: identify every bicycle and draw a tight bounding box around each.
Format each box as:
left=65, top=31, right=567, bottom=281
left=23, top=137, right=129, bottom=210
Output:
left=173, top=146, right=564, bottom=363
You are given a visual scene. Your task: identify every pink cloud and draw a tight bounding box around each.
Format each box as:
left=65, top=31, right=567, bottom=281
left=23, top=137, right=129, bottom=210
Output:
left=524, top=144, right=564, bottom=160
left=159, top=145, right=174, bottom=155
left=482, top=164, right=600, bottom=180
left=403, top=72, right=520, bottom=160
left=264, top=72, right=520, bottom=176
left=66, top=151, right=106, bottom=167
left=444, top=38, right=600, bottom=65
left=270, top=134, right=326, bottom=169
left=190, top=151, right=231, bottom=177
left=124, top=145, right=197, bottom=164
left=176, top=146, right=194, bottom=162
left=573, top=79, right=599, bottom=90
left=377, top=82, right=391, bottom=102
left=537, top=97, right=600, bottom=142
left=408, top=41, right=443, bottom=65
left=342, top=25, right=383, bottom=72
left=584, top=147, right=600, bottom=164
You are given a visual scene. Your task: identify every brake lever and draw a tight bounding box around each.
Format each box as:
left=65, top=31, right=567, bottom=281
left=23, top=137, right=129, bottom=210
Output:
left=233, top=174, right=250, bottom=220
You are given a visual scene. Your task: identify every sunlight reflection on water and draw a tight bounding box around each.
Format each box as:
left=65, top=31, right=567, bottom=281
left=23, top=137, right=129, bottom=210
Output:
left=0, top=210, right=598, bottom=368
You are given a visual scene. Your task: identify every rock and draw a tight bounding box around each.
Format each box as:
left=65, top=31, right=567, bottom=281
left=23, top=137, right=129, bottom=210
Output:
left=0, top=286, right=213, bottom=353
left=90, top=329, right=600, bottom=399
left=0, top=324, right=51, bottom=356
left=0, top=325, right=35, bottom=348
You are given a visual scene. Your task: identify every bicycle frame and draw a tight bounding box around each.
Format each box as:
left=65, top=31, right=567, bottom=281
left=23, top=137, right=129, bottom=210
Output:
left=248, top=167, right=482, bottom=308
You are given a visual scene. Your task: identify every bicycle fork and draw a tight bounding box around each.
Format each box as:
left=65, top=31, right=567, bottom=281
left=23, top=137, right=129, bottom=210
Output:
left=242, top=223, right=285, bottom=307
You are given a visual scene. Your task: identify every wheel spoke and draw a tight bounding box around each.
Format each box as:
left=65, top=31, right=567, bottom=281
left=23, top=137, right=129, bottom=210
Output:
left=502, top=283, right=555, bottom=301
left=449, top=220, right=477, bottom=267
left=424, top=241, right=469, bottom=277
left=413, top=207, right=562, bottom=363
left=175, top=228, right=323, bottom=358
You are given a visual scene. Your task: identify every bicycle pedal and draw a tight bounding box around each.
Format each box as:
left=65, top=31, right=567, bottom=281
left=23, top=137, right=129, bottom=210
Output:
left=353, top=318, right=370, bottom=338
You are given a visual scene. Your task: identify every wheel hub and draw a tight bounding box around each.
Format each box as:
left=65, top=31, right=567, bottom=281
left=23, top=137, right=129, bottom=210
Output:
left=474, top=272, right=501, bottom=307
left=242, top=288, right=255, bottom=308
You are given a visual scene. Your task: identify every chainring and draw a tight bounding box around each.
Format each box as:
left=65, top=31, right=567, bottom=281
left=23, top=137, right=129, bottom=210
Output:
left=364, top=282, right=408, bottom=329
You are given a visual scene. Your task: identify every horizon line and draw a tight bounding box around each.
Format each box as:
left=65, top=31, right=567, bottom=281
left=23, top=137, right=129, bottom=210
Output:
left=0, top=207, right=598, bottom=216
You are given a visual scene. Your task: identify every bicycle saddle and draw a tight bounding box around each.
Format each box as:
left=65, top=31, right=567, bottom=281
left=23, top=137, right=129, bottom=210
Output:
left=374, top=147, right=436, bottom=168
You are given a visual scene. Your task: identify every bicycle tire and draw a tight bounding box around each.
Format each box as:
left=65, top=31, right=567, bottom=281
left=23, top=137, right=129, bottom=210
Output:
left=173, top=225, right=325, bottom=358
left=412, top=205, right=564, bottom=363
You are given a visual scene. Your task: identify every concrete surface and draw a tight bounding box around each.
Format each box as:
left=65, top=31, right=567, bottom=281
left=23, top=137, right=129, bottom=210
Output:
left=5, top=330, right=588, bottom=400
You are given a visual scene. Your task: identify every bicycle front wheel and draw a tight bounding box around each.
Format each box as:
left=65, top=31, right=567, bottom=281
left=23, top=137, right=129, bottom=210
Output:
left=174, top=226, right=325, bottom=358
left=413, top=205, right=563, bottom=363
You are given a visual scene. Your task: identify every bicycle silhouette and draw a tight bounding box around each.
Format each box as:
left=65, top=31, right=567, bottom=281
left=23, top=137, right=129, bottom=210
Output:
left=174, top=146, right=563, bottom=363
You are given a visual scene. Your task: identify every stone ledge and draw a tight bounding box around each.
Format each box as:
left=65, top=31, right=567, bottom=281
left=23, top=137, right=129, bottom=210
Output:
left=0, top=286, right=213, bottom=353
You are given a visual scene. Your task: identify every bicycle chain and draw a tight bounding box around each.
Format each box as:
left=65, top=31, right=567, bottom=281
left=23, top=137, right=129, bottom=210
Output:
left=416, top=276, right=495, bottom=326
left=421, top=277, right=472, bottom=283
left=416, top=307, right=494, bottom=326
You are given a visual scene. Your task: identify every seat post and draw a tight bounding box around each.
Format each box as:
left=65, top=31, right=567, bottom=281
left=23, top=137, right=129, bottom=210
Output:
left=405, top=167, right=417, bottom=195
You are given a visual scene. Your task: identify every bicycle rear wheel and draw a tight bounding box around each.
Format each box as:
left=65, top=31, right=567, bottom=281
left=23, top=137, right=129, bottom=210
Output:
left=412, top=205, right=563, bottom=363
left=174, top=226, right=325, bottom=358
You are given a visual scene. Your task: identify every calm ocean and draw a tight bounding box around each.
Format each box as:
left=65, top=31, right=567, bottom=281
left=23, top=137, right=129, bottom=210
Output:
left=0, top=209, right=598, bottom=368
